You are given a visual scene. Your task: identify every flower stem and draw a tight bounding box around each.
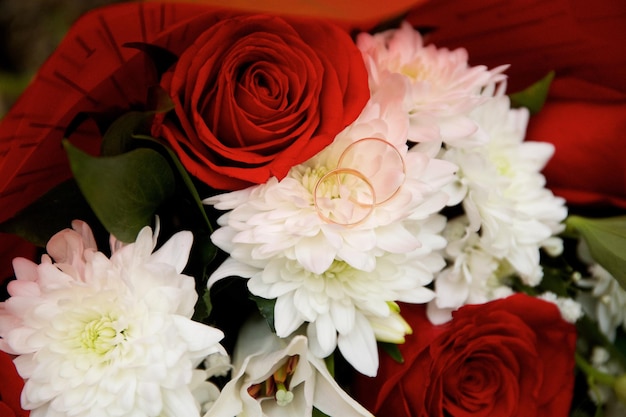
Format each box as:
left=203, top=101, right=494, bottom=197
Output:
left=575, top=352, right=616, bottom=386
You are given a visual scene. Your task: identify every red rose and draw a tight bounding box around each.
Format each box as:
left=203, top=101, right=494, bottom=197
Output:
left=352, top=294, right=577, bottom=417
left=154, top=13, right=369, bottom=190
left=0, top=351, right=28, bottom=417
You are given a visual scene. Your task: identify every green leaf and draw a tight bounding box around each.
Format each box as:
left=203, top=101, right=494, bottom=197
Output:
left=63, top=140, right=175, bottom=242
left=100, top=111, right=153, bottom=156
left=133, top=134, right=213, bottom=232
left=193, top=287, right=214, bottom=322
left=202, top=288, right=213, bottom=317
left=324, top=353, right=335, bottom=378
left=509, top=71, right=554, bottom=114
left=249, top=294, right=277, bottom=333
left=0, top=180, right=95, bottom=246
left=566, top=215, right=626, bottom=290
left=379, top=342, right=404, bottom=364
left=147, top=85, right=175, bottom=114
left=190, top=234, right=218, bottom=322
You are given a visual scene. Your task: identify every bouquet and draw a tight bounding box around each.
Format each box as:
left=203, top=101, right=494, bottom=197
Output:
left=1, top=1, right=625, bottom=416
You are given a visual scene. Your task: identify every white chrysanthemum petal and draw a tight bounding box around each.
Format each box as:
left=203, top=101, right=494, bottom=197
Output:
left=208, top=257, right=259, bottom=287
left=274, top=293, right=305, bottom=337
left=161, top=387, right=201, bottom=417
left=330, top=299, right=356, bottom=335
left=307, top=313, right=338, bottom=358
left=336, top=245, right=377, bottom=272
left=337, top=313, right=378, bottom=377
left=434, top=267, right=471, bottom=309
left=150, top=231, right=193, bottom=274
left=426, top=303, right=455, bottom=325
left=295, top=233, right=338, bottom=274
left=172, top=315, right=225, bottom=359
left=395, top=286, right=436, bottom=304
left=375, top=223, right=421, bottom=253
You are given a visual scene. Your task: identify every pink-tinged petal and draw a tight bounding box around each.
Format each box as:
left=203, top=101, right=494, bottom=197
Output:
left=11, top=258, right=39, bottom=283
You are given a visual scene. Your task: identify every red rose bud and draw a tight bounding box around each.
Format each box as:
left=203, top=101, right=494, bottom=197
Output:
left=352, top=294, right=577, bottom=417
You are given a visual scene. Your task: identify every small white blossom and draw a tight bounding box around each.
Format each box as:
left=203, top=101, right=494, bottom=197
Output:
left=577, top=264, right=626, bottom=341
left=427, top=216, right=513, bottom=324
left=538, top=292, right=583, bottom=323
left=586, top=346, right=626, bottom=417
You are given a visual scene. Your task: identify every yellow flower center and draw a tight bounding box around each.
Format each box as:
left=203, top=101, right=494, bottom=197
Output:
left=79, top=314, right=127, bottom=355
left=320, top=260, right=352, bottom=279
left=297, top=165, right=332, bottom=196
left=396, top=56, right=430, bottom=83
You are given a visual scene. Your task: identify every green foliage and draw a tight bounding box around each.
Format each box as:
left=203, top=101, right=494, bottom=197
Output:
left=509, top=71, right=554, bottom=114
left=193, top=287, right=214, bottom=322
left=64, top=140, right=175, bottom=242
left=133, top=134, right=213, bottom=232
left=324, top=353, right=335, bottom=377
left=379, top=342, right=404, bottom=364
left=249, top=294, right=277, bottom=333
left=312, top=408, right=331, bottom=417
left=566, top=215, right=626, bottom=290
left=100, top=111, right=155, bottom=156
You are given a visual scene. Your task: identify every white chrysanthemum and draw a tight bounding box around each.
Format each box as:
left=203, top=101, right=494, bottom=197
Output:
left=427, top=216, right=514, bottom=324
left=205, top=315, right=373, bottom=417
left=0, top=221, right=225, bottom=417
left=441, top=91, right=567, bottom=286
left=206, top=96, right=456, bottom=376
left=357, top=21, right=507, bottom=145
left=577, top=264, right=626, bottom=341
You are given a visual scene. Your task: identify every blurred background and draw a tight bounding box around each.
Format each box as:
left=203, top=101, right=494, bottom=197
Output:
left=0, top=0, right=123, bottom=116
